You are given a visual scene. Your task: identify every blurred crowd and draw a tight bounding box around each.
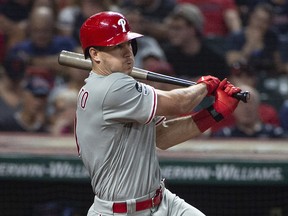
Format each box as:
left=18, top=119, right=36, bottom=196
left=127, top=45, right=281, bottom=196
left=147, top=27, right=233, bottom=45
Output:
left=0, top=0, right=287, bottom=138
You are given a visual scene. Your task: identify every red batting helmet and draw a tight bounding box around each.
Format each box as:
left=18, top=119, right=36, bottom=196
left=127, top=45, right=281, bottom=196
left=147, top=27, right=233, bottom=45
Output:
left=79, top=11, right=143, bottom=58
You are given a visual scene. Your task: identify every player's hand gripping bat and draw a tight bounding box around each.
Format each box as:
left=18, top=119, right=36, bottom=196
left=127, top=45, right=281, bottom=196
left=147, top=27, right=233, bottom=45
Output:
left=58, top=50, right=250, bottom=103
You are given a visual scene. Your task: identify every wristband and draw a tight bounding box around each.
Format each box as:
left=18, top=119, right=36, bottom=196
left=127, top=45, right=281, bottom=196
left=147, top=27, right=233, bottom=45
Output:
left=192, top=105, right=224, bottom=133
left=206, top=106, right=224, bottom=122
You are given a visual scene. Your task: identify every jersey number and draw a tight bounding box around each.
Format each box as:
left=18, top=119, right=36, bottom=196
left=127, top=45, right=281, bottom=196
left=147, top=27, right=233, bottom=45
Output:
left=75, top=88, right=89, bottom=155
left=79, top=88, right=89, bottom=109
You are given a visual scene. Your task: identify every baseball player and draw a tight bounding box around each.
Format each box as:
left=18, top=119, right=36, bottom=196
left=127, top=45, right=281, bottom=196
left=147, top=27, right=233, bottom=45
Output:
left=75, top=11, right=241, bottom=216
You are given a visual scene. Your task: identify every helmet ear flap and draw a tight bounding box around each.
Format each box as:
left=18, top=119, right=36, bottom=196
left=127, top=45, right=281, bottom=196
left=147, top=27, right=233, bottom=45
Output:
left=131, top=39, right=138, bottom=56
left=84, top=47, right=91, bottom=59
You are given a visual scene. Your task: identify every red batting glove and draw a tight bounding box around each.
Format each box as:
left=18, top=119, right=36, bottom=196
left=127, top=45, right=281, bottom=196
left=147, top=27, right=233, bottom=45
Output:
left=220, top=78, right=242, bottom=96
left=212, top=78, right=241, bottom=118
left=192, top=79, right=241, bottom=132
left=197, top=75, right=220, bottom=96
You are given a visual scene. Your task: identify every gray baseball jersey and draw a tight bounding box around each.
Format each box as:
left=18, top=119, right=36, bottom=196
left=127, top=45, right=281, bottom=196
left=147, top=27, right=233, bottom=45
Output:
left=75, top=71, right=164, bottom=201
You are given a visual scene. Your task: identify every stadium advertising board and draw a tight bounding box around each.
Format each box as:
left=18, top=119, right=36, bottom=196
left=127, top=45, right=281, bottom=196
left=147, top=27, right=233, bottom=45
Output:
left=0, top=155, right=287, bottom=185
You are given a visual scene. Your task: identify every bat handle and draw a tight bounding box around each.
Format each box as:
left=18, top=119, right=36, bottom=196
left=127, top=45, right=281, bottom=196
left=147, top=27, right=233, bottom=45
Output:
left=233, top=91, right=250, bottom=103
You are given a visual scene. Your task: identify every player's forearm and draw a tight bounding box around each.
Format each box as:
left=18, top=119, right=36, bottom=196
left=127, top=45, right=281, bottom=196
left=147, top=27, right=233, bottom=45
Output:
left=156, top=83, right=207, bottom=116
left=156, top=116, right=201, bottom=150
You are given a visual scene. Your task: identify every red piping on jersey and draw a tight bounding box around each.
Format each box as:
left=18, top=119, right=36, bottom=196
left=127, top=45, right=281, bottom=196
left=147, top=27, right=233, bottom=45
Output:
left=74, top=115, right=81, bottom=156
left=145, top=88, right=157, bottom=124
left=156, top=116, right=166, bottom=126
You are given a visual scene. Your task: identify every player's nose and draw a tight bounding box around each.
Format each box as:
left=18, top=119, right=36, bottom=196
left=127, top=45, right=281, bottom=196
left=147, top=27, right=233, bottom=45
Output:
left=121, top=42, right=133, bottom=56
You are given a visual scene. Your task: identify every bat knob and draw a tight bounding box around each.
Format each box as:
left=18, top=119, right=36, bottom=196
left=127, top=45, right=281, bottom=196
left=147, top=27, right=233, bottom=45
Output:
left=233, top=91, right=250, bottom=103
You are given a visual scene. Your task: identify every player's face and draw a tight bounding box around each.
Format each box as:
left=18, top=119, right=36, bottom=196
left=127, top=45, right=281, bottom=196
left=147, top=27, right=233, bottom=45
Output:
left=95, top=41, right=135, bottom=75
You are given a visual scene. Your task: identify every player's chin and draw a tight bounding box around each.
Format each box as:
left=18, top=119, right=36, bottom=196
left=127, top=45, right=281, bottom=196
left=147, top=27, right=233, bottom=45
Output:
left=123, top=68, right=133, bottom=75
left=122, top=63, right=133, bottom=74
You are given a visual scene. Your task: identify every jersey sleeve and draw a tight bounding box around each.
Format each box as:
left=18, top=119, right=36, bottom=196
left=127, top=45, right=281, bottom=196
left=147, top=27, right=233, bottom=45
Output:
left=103, top=73, right=157, bottom=124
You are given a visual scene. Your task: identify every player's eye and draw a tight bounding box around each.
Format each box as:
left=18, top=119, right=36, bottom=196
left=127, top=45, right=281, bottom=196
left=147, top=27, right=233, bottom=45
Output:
left=116, top=41, right=132, bottom=49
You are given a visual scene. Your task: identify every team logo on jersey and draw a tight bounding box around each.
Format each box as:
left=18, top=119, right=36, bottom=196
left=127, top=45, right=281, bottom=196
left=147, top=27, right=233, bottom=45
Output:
left=135, top=82, right=148, bottom=95
left=135, top=82, right=142, bottom=93
left=118, top=18, right=127, bottom=32
left=143, top=85, right=148, bottom=95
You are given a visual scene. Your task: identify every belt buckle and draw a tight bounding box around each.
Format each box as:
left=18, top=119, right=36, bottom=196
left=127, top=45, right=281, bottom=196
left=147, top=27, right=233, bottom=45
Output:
left=150, top=194, right=159, bottom=215
left=151, top=186, right=162, bottom=214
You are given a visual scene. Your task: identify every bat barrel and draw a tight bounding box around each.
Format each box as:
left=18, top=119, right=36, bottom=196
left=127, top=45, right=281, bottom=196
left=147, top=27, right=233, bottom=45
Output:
left=58, top=50, right=91, bottom=70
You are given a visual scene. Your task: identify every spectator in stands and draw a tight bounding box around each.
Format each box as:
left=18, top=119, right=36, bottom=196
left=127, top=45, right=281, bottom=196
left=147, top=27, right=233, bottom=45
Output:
left=0, top=75, right=51, bottom=133
left=236, top=0, right=288, bottom=33
left=0, top=56, right=26, bottom=124
left=32, top=0, right=58, bottom=13
left=0, top=0, right=33, bottom=62
left=122, top=8, right=167, bottom=69
left=72, top=0, right=111, bottom=45
left=177, top=0, right=242, bottom=38
left=120, top=0, right=176, bottom=43
left=0, top=0, right=33, bottom=22
left=278, top=30, right=288, bottom=75
left=163, top=3, right=230, bottom=81
left=212, top=85, right=284, bottom=138
left=121, top=0, right=176, bottom=20
left=232, top=0, right=258, bottom=25
left=269, top=0, right=288, bottom=70
left=57, top=0, right=81, bottom=37
left=5, top=5, right=77, bottom=86
left=47, top=47, right=89, bottom=118
left=279, top=99, right=288, bottom=134
left=225, top=3, right=286, bottom=76
left=228, top=60, right=257, bottom=87
left=269, top=0, right=288, bottom=38
left=48, top=88, right=78, bottom=136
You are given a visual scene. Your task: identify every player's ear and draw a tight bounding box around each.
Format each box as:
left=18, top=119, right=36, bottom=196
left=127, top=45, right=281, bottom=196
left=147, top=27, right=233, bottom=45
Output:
left=89, top=47, right=101, bottom=62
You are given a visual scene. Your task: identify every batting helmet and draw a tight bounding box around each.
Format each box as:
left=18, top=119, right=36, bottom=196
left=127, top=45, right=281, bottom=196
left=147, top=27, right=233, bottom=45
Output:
left=79, top=11, right=143, bottom=58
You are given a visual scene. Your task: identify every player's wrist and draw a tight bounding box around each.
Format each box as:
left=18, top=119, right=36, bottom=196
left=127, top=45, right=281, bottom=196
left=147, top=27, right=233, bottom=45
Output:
left=192, top=107, right=219, bottom=133
left=197, top=82, right=208, bottom=93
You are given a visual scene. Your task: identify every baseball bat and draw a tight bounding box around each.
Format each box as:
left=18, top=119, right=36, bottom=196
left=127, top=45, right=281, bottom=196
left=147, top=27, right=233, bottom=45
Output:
left=58, top=50, right=249, bottom=103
